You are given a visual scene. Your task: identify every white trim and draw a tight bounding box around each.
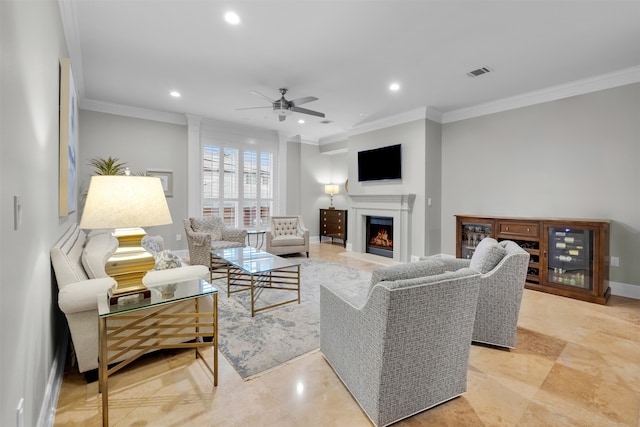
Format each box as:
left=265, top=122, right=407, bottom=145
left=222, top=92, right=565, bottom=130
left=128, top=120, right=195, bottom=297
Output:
left=442, top=65, right=640, bottom=123
left=37, top=333, right=68, bottom=427
left=81, top=99, right=187, bottom=125
left=321, top=147, right=348, bottom=155
left=609, top=281, right=640, bottom=300
left=319, top=133, right=349, bottom=145
left=349, top=107, right=430, bottom=136
left=174, top=249, right=189, bottom=259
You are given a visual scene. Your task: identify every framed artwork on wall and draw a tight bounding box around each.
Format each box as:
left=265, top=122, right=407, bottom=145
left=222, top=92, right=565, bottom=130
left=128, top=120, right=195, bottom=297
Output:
left=147, top=169, right=173, bottom=197
left=59, top=57, right=78, bottom=216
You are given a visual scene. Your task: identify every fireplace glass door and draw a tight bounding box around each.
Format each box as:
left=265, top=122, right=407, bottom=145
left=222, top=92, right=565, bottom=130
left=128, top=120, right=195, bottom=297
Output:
left=366, top=216, right=393, bottom=258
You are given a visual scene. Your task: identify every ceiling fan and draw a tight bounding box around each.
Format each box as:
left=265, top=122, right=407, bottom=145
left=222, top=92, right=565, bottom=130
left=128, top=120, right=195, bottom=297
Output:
left=237, top=88, right=325, bottom=122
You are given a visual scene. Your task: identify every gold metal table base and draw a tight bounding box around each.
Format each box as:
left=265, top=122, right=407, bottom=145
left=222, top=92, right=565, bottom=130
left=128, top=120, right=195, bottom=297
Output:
left=225, top=264, right=301, bottom=316
left=98, top=294, right=217, bottom=426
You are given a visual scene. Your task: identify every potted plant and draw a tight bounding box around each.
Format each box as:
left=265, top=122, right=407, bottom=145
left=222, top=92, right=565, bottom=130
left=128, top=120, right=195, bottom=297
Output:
left=88, top=156, right=128, bottom=175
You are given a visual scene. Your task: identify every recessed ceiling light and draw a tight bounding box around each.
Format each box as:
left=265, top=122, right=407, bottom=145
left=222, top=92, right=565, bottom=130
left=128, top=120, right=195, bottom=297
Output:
left=389, top=82, right=400, bottom=91
left=298, top=119, right=305, bottom=124
left=224, top=11, right=240, bottom=25
left=170, top=91, right=181, bottom=98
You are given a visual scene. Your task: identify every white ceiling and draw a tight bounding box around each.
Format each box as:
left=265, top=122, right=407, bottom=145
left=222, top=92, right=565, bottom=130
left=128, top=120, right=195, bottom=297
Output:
left=61, top=1, right=640, bottom=142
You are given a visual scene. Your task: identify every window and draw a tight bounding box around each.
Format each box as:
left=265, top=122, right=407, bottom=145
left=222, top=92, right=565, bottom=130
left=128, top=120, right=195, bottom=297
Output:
left=202, top=145, right=273, bottom=228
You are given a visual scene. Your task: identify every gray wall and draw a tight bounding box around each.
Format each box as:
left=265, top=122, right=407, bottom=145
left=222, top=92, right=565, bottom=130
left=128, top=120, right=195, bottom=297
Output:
left=299, top=143, right=332, bottom=237
left=442, top=83, right=640, bottom=287
left=285, top=139, right=302, bottom=215
left=79, top=110, right=190, bottom=251
left=424, top=119, right=442, bottom=255
left=0, top=1, right=70, bottom=425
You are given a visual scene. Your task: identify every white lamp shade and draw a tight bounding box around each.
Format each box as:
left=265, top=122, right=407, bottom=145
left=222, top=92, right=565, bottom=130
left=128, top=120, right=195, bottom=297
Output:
left=324, top=184, right=339, bottom=195
left=80, top=175, right=172, bottom=229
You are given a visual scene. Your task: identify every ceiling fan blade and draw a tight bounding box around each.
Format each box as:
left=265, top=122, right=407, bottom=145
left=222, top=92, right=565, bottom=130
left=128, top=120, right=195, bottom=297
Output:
left=250, top=90, right=276, bottom=104
left=289, top=96, right=318, bottom=106
left=291, top=106, right=325, bottom=118
left=279, top=115, right=287, bottom=122
left=235, top=106, right=272, bottom=111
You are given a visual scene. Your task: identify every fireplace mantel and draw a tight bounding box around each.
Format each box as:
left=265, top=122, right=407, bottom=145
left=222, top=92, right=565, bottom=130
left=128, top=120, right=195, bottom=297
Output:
left=347, top=194, right=415, bottom=210
left=348, top=193, right=415, bottom=262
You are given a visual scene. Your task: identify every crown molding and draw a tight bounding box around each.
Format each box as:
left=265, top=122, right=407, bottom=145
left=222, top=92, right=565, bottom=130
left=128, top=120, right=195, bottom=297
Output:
left=348, top=107, right=428, bottom=136
left=442, top=65, right=640, bottom=123
left=81, top=99, right=187, bottom=125
left=319, top=132, right=348, bottom=145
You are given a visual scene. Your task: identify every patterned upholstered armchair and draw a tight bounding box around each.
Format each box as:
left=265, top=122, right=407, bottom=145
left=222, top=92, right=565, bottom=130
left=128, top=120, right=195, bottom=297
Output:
left=265, top=216, right=309, bottom=257
left=423, top=238, right=530, bottom=348
left=183, top=217, right=246, bottom=267
left=320, top=259, right=481, bottom=426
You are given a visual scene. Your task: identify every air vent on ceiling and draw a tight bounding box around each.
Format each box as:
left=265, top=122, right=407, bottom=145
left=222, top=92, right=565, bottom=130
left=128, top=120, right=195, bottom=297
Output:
left=467, top=66, right=493, bottom=77
left=320, top=120, right=333, bottom=124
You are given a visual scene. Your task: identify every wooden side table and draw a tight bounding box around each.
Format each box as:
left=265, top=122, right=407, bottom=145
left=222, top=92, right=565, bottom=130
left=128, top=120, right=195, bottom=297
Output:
left=97, top=279, right=218, bottom=426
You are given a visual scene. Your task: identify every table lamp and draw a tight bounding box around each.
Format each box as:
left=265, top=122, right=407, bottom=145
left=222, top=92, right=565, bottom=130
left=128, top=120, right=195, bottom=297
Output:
left=324, top=184, right=339, bottom=209
left=80, top=174, right=172, bottom=304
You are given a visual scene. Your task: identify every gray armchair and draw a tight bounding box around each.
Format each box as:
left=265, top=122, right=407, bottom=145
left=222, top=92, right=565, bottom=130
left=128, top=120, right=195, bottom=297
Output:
left=183, top=217, right=246, bottom=267
left=424, top=238, right=530, bottom=348
left=265, top=216, right=309, bottom=257
left=320, top=259, right=480, bottom=427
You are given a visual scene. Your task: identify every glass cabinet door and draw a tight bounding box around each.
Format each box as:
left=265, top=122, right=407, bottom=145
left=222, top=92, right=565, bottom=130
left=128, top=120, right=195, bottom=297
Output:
left=546, top=226, right=593, bottom=290
left=460, top=221, right=493, bottom=259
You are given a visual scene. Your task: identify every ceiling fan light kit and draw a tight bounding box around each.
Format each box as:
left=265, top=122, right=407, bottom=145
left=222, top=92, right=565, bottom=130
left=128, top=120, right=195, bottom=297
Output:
left=238, top=88, right=325, bottom=122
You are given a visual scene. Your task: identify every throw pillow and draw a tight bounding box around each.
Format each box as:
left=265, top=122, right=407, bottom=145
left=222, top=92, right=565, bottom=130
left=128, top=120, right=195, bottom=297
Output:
left=141, top=235, right=161, bottom=255
left=153, top=250, right=182, bottom=270
left=470, top=237, right=507, bottom=273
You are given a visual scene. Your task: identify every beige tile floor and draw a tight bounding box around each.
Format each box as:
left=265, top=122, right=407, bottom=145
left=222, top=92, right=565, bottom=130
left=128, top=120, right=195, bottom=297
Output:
left=55, top=243, right=640, bottom=426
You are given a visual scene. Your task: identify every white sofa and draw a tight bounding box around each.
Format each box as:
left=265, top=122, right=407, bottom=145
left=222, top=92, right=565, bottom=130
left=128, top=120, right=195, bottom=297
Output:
left=51, top=224, right=210, bottom=374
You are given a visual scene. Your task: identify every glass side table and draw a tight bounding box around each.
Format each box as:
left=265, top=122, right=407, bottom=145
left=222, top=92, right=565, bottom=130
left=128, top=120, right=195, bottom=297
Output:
left=97, top=278, right=217, bottom=426
left=245, top=228, right=267, bottom=248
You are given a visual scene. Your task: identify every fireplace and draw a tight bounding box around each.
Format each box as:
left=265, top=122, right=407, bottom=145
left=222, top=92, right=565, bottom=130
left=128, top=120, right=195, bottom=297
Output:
left=348, top=194, right=415, bottom=263
left=366, top=216, right=394, bottom=258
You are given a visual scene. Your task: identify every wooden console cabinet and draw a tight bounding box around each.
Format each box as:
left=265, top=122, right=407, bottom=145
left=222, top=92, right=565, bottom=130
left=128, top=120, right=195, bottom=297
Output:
left=455, top=215, right=610, bottom=304
left=320, top=209, right=347, bottom=247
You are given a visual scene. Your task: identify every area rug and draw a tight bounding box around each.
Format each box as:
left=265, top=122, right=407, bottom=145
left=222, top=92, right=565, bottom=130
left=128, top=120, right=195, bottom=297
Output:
left=212, top=258, right=371, bottom=380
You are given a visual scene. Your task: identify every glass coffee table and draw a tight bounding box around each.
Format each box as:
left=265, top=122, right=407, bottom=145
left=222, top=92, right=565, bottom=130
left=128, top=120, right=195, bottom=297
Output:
left=211, top=246, right=301, bottom=316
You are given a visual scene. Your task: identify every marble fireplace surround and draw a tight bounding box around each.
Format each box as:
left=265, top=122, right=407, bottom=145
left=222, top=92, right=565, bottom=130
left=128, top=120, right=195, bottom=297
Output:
left=348, top=194, right=416, bottom=263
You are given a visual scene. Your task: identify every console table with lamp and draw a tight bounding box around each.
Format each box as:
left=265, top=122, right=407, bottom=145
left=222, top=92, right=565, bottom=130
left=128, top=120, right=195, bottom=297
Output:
left=320, top=184, right=347, bottom=247
left=81, top=172, right=218, bottom=426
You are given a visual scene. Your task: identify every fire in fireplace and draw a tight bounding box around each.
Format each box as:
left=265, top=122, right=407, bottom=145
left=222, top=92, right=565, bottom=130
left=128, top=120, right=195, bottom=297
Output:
left=366, top=216, right=394, bottom=258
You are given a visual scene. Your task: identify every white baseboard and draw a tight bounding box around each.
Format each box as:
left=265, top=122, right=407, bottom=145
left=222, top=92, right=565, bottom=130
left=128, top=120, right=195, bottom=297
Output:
left=38, top=332, right=68, bottom=427
left=174, top=249, right=189, bottom=259
left=609, top=281, right=640, bottom=300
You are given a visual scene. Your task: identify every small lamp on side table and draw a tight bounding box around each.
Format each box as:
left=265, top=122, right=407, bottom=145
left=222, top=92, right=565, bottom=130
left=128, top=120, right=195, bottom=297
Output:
left=80, top=174, right=172, bottom=304
left=324, top=184, right=339, bottom=210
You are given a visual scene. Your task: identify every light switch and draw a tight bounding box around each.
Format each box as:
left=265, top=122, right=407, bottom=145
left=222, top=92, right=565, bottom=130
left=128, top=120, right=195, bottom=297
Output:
left=14, top=196, right=22, bottom=230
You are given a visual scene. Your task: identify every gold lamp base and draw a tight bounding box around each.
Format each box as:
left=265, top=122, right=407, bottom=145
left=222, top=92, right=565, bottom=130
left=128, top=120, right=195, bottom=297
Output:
left=105, top=228, right=154, bottom=304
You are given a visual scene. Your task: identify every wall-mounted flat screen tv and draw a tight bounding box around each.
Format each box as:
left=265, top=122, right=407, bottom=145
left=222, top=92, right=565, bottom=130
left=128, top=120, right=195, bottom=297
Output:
left=357, top=144, right=402, bottom=182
